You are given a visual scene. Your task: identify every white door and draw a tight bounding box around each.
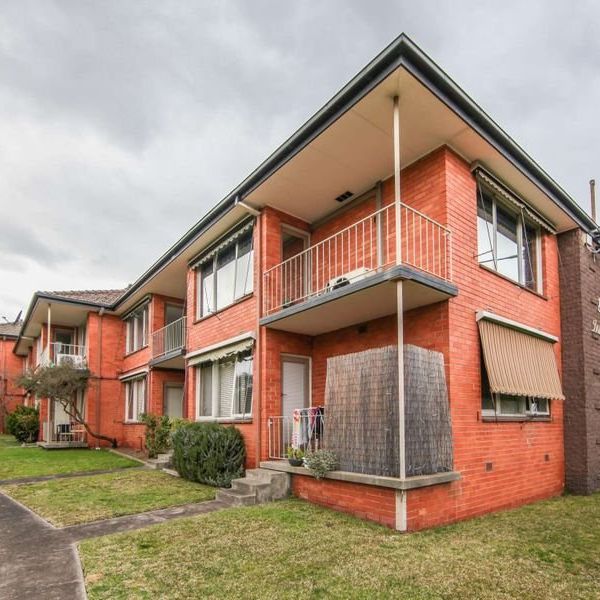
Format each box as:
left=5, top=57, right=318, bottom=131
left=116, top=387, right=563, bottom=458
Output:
left=282, top=358, right=310, bottom=418
left=164, top=385, right=184, bottom=418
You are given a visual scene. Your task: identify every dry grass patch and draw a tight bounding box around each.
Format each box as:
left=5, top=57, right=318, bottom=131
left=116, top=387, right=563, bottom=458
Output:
left=79, top=494, right=600, bottom=600
left=3, top=469, right=215, bottom=526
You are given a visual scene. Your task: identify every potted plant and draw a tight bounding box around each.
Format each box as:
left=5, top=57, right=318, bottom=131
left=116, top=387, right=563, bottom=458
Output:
left=303, top=449, right=338, bottom=479
left=286, top=446, right=304, bottom=467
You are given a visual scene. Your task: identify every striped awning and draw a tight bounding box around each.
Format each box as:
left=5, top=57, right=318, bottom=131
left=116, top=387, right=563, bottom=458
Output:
left=478, top=317, right=564, bottom=400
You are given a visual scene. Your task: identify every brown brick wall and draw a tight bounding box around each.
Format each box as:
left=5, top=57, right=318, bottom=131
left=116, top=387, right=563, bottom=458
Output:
left=559, top=229, right=600, bottom=494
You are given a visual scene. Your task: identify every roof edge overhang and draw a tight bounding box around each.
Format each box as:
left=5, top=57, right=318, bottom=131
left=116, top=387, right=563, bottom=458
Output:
left=17, top=33, right=593, bottom=353
left=13, top=292, right=113, bottom=356
left=114, top=34, right=594, bottom=311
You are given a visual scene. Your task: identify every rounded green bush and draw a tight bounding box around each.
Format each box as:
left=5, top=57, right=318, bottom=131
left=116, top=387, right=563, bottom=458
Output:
left=5, top=405, right=40, bottom=443
left=172, top=422, right=245, bottom=488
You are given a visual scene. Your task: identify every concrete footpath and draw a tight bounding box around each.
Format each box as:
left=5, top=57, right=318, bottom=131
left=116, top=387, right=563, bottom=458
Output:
left=0, top=491, right=227, bottom=599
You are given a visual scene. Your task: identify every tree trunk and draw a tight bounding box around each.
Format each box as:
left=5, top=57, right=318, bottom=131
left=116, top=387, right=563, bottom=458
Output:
left=58, top=399, right=118, bottom=448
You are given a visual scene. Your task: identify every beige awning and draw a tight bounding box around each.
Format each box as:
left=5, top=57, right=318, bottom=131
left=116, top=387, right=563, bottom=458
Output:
left=478, top=317, right=564, bottom=400
left=187, top=336, right=254, bottom=366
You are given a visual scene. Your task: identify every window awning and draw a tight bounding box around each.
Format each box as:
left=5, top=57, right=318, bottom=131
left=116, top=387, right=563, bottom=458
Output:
left=187, top=336, right=254, bottom=366
left=189, top=219, right=254, bottom=270
left=478, top=317, right=564, bottom=400
left=472, top=165, right=556, bottom=233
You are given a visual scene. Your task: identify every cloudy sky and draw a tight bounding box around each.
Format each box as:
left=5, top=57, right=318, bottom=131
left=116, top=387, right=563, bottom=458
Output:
left=1, top=0, right=599, bottom=319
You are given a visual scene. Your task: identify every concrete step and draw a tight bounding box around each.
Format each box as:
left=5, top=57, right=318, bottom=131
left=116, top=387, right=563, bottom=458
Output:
left=217, top=468, right=291, bottom=507
left=231, top=479, right=272, bottom=502
left=215, top=488, right=257, bottom=507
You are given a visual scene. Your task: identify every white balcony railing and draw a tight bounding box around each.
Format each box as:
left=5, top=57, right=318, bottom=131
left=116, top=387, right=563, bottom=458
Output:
left=268, top=407, right=325, bottom=460
left=40, top=343, right=87, bottom=368
left=263, top=202, right=452, bottom=315
left=151, top=316, right=187, bottom=360
left=43, top=422, right=87, bottom=444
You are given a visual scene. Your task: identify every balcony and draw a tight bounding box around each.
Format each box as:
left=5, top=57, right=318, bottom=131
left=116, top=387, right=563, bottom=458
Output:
left=150, top=316, right=186, bottom=369
left=261, top=203, right=457, bottom=335
left=40, top=343, right=87, bottom=369
left=40, top=422, right=87, bottom=449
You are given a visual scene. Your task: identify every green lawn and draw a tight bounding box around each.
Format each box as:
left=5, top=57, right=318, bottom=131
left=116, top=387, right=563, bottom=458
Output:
left=80, top=494, right=600, bottom=600
left=0, top=441, right=138, bottom=480
left=2, top=469, right=216, bottom=526
left=0, top=434, right=19, bottom=448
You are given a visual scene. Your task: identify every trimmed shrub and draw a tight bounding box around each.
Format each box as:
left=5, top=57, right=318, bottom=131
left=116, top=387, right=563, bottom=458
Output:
left=6, top=405, right=40, bottom=443
left=172, top=422, right=245, bottom=487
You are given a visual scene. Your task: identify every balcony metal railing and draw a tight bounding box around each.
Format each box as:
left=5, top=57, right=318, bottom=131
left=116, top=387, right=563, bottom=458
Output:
left=263, top=202, right=452, bottom=315
left=43, top=422, right=87, bottom=444
left=151, top=316, right=187, bottom=360
left=268, top=407, right=325, bottom=460
left=40, top=343, right=87, bottom=368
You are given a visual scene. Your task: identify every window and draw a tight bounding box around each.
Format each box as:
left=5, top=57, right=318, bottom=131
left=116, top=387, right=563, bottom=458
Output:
left=125, top=304, right=149, bottom=353
left=197, top=230, right=254, bottom=318
left=196, top=351, right=253, bottom=419
left=125, top=376, right=147, bottom=422
left=481, top=367, right=549, bottom=418
left=477, top=186, right=541, bottom=292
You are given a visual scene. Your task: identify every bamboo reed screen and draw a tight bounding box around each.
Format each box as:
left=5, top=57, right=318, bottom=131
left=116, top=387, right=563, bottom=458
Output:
left=324, top=344, right=452, bottom=478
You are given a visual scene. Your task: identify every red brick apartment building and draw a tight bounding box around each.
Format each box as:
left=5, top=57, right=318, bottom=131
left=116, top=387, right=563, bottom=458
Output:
left=0, top=321, right=25, bottom=431
left=11, top=35, right=598, bottom=530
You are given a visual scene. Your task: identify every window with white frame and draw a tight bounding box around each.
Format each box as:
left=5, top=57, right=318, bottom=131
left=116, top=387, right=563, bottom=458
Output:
left=196, top=351, right=253, bottom=419
left=196, top=228, right=254, bottom=318
left=477, top=186, right=541, bottom=292
left=125, top=304, right=149, bottom=354
left=481, top=367, right=549, bottom=417
left=125, top=376, right=147, bottom=422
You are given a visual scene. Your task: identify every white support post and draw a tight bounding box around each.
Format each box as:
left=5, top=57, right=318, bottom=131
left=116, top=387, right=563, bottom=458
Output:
left=393, top=95, right=407, bottom=531
left=46, top=303, right=51, bottom=360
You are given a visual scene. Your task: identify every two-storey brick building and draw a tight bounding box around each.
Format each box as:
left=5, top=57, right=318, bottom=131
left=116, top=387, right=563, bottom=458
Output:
left=0, top=320, right=25, bottom=431
left=11, top=34, right=597, bottom=530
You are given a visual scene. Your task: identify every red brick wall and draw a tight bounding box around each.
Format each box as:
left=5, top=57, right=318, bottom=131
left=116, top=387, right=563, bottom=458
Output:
left=292, top=474, right=396, bottom=528
left=86, top=312, right=128, bottom=447
left=259, top=146, right=564, bottom=530
left=0, top=338, right=25, bottom=430
left=424, top=148, right=564, bottom=526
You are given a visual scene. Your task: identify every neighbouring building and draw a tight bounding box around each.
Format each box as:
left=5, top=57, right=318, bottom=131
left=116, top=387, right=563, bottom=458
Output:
left=13, top=289, right=186, bottom=450
left=10, top=34, right=598, bottom=530
left=559, top=229, right=600, bottom=494
left=0, top=320, right=25, bottom=432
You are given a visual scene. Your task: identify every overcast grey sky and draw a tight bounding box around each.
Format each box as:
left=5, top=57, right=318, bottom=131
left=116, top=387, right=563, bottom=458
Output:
left=1, top=0, right=599, bottom=318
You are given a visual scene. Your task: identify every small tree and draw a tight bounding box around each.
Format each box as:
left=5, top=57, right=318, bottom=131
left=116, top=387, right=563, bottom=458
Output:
left=140, top=413, right=172, bottom=458
left=17, top=364, right=117, bottom=448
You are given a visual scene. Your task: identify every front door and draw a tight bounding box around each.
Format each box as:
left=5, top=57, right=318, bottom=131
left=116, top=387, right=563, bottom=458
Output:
left=164, top=384, right=184, bottom=418
left=281, top=356, right=310, bottom=418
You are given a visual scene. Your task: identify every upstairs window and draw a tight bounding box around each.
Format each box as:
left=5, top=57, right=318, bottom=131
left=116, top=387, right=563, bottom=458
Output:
left=125, top=376, right=147, bottom=422
left=196, top=228, right=254, bottom=318
left=125, top=304, right=148, bottom=354
left=477, top=186, right=541, bottom=292
left=196, top=351, right=253, bottom=419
